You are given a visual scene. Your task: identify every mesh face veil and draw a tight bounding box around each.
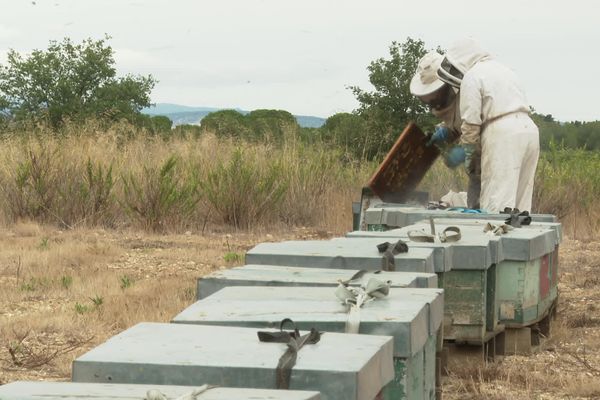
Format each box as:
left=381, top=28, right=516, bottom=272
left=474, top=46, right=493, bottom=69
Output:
left=437, top=57, right=463, bottom=88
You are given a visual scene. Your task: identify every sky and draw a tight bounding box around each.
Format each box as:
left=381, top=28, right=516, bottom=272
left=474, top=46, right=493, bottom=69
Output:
left=0, top=0, right=598, bottom=121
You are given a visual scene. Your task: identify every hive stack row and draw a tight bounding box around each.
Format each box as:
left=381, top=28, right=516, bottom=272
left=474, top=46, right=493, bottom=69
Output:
left=0, top=204, right=561, bottom=400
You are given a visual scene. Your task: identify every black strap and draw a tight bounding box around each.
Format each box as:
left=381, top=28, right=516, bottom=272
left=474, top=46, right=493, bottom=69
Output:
left=501, top=207, right=532, bottom=227
left=376, top=240, right=408, bottom=271
left=427, top=201, right=447, bottom=210
left=257, top=319, right=321, bottom=389
left=376, top=239, right=409, bottom=254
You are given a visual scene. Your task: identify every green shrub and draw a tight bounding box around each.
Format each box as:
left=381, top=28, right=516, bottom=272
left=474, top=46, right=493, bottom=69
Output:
left=121, top=156, right=200, bottom=231
left=61, top=275, right=73, bottom=290
left=223, top=252, right=242, bottom=263
left=119, top=275, right=133, bottom=289
left=201, top=148, right=287, bottom=229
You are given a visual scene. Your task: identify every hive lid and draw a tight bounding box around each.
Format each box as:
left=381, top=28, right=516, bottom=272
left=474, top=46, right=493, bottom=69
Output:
left=343, top=231, right=493, bottom=271
left=364, top=205, right=557, bottom=228
left=174, top=286, right=444, bottom=358
left=246, top=239, right=435, bottom=273
left=0, top=381, right=322, bottom=400
left=72, top=322, right=393, bottom=400
left=410, top=220, right=557, bottom=261
left=198, top=265, right=438, bottom=299
left=416, top=217, right=562, bottom=246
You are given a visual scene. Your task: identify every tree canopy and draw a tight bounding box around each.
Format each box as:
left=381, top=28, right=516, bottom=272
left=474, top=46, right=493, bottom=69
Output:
left=348, top=38, right=441, bottom=159
left=0, top=36, right=156, bottom=128
left=200, top=109, right=300, bottom=142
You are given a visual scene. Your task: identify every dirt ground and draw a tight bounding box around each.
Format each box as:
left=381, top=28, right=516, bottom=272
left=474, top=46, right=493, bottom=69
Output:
left=0, top=222, right=599, bottom=399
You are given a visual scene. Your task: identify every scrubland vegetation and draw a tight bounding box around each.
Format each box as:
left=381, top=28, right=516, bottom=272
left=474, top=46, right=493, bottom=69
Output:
left=0, top=122, right=598, bottom=239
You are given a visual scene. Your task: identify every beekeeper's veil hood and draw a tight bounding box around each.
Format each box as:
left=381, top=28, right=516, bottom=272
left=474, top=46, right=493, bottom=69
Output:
left=410, top=52, right=444, bottom=97
left=437, top=38, right=492, bottom=88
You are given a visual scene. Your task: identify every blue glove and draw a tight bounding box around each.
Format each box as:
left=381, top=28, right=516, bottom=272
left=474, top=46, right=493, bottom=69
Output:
left=426, top=126, right=449, bottom=146
left=444, top=145, right=466, bottom=168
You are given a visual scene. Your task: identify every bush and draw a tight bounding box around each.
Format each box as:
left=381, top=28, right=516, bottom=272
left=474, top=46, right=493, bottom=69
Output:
left=121, top=156, right=200, bottom=231
left=201, top=147, right=287, bottom=229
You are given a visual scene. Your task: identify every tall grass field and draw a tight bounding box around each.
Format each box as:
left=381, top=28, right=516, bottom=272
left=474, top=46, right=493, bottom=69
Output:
left=0, top=122, right=598, bottom=237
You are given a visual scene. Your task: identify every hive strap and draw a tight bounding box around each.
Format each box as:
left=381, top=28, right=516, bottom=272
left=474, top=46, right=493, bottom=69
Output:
left=501, top=207, right=532, bottom=227
left=483, top=222, right=514, bottom=236
left=407, top=226, right=461, bottom=243
left=257, top=318, right=321, bottom=390
left=146, top=385, right=217, bottom=400
left=376, top=239, right=409, bottom=254
left=376, top=239, right=408, bottom=271
left=335, top=277, right=391, bottom=333
left=427, top=201, right=448, bottom=210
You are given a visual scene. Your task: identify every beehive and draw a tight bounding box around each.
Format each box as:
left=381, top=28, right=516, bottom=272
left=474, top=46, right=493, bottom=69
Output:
left=197, top=264, right=438, bottom=299
left=246, top=239, right=437, bottom=273
left=173, top=286, right=443, bottom=400
left=344, top=231, right=500, bottom=344
left=72, top=323, right=393, bottom=400
left=414, top=218, right=560, bottom=327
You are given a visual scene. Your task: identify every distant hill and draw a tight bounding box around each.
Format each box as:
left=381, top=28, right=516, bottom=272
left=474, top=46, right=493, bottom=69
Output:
left=142, top=103, right=326, bottom=128
left=142, top=103, right=222, bottom=115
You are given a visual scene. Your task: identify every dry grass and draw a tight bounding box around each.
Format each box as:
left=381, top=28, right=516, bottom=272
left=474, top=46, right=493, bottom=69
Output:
left=0, top=129, right=369, bottom=233
left=1, top=124, right=598, bottom=238
left=0, top=221, right=336, bottom=384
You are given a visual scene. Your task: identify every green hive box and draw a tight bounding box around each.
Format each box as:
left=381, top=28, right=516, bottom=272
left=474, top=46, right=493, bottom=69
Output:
left=0, top=381, right=322, bottom=400
left=414, top=218, right=560, bottom=328
left=245, top=239, right=439, bottom=273
left=197, top=265, right=438, bottom=299
left=343, top=231, right=500, bottom=344
left=72, top=323, right=393, bottom=400
left=173, top=286, right=444, bottom=400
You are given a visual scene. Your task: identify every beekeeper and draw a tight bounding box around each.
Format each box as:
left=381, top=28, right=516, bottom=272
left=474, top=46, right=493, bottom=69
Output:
left=410, top=51, right=481, bottom=209
left=436, top=38, right=539, bottom=213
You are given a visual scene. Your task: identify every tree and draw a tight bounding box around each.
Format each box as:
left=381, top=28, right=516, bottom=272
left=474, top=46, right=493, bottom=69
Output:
left=245, top=109, right=299, bottom=142
left=349, top=38, right=441, bottom=159
left=200, top=110, right=252, bottom=139
left=320, top=112, right=369, bottom=159
left=148, top=115, right=173, bottom=133
left=0, top=36, right=156, bottom=128
left=200, top=109, right=300, bottom=143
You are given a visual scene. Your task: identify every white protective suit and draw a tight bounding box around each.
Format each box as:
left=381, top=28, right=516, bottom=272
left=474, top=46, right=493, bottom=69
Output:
left=442, top=39, right=539, bottom=213
left=432, top=96, right=481, bottom=209
left=410, top=52, right=481, bottom=208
